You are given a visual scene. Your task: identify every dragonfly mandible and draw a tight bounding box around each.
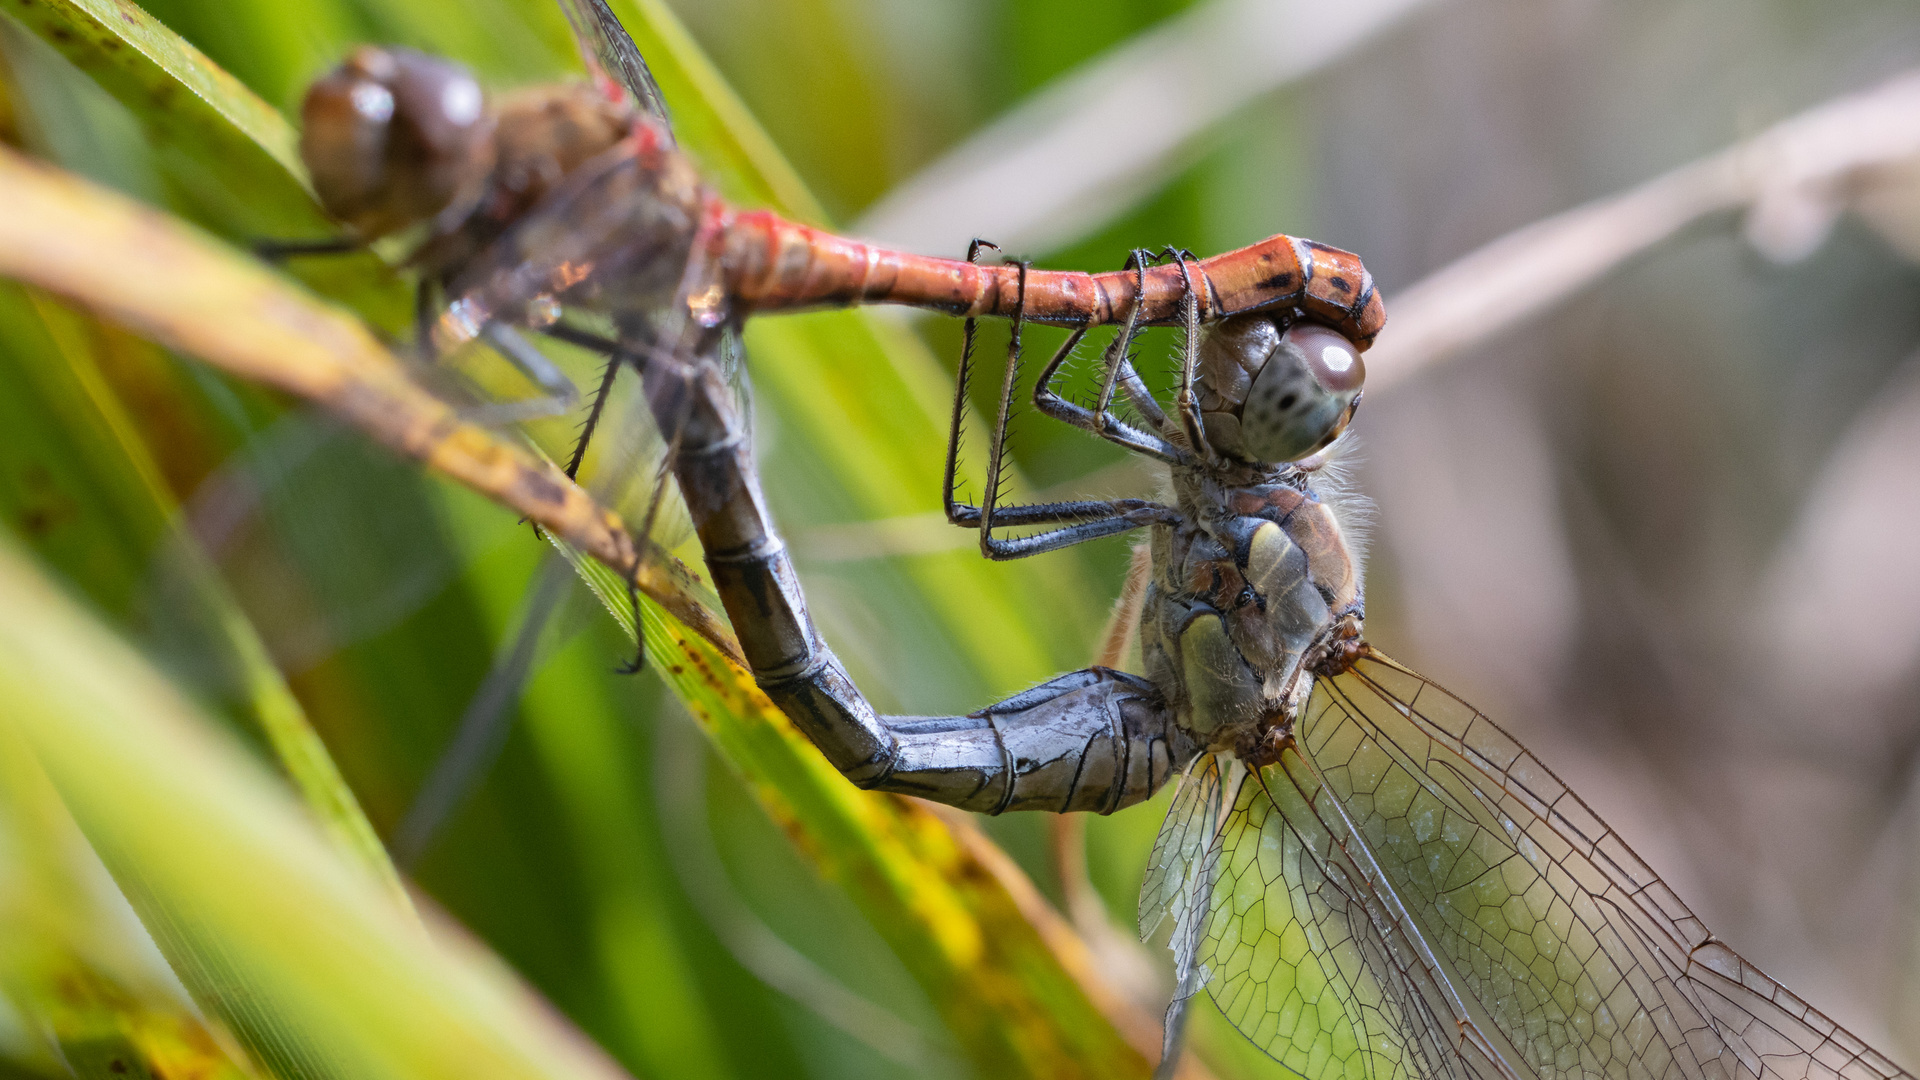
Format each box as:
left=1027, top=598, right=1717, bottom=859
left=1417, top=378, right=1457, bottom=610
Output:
left=292, top=4, right=1915, bottom=1078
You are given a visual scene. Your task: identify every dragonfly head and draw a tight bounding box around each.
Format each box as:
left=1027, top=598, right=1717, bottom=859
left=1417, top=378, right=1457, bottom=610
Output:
left=1196, top=315, right=1364, bottom=465
left=301, top=46, right=493, bottom=241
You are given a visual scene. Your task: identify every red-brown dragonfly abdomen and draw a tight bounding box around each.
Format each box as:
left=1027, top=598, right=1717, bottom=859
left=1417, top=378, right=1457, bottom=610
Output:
left=719, top=212, right=1386, bottom=349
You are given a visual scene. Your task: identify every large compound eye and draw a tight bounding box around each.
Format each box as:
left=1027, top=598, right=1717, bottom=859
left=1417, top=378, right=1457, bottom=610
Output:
left=1237, top=322, right=1365, bottom=463
left=300, top=46, right=490, bottom=240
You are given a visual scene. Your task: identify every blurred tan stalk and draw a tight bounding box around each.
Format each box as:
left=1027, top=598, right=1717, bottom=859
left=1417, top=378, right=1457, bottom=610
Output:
left=1366, top=69, right=1920, bottom=391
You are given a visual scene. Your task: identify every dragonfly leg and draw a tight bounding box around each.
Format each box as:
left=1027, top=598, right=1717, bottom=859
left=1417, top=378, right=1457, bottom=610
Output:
left=478, top=322, right=579, bottom=418
left=1156, top=248, right=1220, bottom=467
left=615, top=439, right=680, bottom=675
left=534, top=321, right=641, bottom=480
left=251, top=235, right=365, bottom=260
left=1090, top=249, right=1168, bottom=435
left=1031, top=325, right=1189, bottom=464
left=939, top=240, right=999, bottom=526
left=565, top=352, right=624, bottom=479
left=652, top=341, right=1198, bottom=812
left=948, top=241, right=1186, bottom=472
left=962, top=264, right=1181, bottom=557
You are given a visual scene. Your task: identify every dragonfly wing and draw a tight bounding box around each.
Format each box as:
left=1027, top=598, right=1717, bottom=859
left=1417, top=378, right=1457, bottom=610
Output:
left=1140, top=752, right=1225, bottom=956
left=1139, top=754, right=1227, bottom=1078
left=1204, top=748, right=1465, bottom=1080
left=555, top=0, right=674, bottom=139
left=1290, top=650, right=1914, bottom=1080
left=436, top=133, right=703, bottom=343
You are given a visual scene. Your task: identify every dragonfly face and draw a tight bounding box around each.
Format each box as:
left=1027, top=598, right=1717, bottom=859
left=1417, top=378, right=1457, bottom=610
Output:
left=300, top=46, right=641, bottom=280
left=300, top=46, right=492, bottom=242
left=1138, top=312, right=1371, bottom=755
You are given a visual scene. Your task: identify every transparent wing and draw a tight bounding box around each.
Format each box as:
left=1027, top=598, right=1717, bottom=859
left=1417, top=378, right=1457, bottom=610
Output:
left=1201, top=748, right=1466, bottom=1079
left=1139, top=752, right=1224, bottom=950
left=555, top=0, right=674, bottom=138
left=1265, top=649, right=1916, bottom=1080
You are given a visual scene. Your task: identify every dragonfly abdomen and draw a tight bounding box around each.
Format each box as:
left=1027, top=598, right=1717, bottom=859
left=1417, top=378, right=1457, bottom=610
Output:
left=720, top=216, right=1386, bottom=346
left=649, top=337, right=1197, bottom=813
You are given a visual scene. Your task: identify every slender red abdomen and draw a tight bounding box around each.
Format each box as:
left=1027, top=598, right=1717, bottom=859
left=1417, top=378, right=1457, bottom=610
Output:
left=718, top=212, right=1385, bottom=348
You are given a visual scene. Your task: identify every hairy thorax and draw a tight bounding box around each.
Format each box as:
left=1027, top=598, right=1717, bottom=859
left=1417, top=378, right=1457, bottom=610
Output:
left=413, top=83, right=642, bottom=280
left=1139, top=466, right=1364, bottom=754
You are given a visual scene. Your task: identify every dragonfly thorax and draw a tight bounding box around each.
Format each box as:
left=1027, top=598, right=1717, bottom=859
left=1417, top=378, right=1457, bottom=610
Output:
left=1195, top=315, right=1364, bottom=465
left=1142, top=473, right=1363, bottom=754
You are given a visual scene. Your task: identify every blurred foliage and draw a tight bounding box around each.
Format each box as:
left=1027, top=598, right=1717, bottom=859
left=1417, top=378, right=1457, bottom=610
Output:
left=2, top=0, right=1918, bottom=1077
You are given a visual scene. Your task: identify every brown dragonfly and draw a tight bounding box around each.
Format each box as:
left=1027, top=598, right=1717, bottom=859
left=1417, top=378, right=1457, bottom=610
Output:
left=293, top=4, right=1914, bottom=1078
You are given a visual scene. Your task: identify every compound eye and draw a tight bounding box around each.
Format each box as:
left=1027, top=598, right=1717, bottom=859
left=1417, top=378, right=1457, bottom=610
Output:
left=1236, top=322, right=1366, bottom=463
left=300, top=46, right=489, bottom=240
left=1294, top=323, right=1363, bottom=395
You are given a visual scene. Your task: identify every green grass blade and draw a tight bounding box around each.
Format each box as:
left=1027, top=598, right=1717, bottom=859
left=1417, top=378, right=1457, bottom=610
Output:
left=0, top=282, right=407, bottom=908
left=0, top=680, right=254, bottom=1080
left=0, top=0, right=302, bottom=185
left=0, top=532, right=642, bottom=1080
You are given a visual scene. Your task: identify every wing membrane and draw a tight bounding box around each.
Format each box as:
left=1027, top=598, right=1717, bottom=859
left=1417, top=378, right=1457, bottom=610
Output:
left=1140, top=752, right=1224, bottom=952
left=1243, top=649, right=1915, bottom=1080
left=556, top=0, right=674, bottom=137
left=1201, top=753, right=1465, bottom=1079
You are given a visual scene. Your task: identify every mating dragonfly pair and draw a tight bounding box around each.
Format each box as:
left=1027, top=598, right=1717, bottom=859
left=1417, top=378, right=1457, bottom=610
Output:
left=290, top=2, right=1911, bottom=1077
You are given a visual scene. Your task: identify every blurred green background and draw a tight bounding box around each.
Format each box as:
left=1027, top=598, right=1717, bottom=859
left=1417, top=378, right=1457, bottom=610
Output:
left=1, top=0, right=1918, bottom=1077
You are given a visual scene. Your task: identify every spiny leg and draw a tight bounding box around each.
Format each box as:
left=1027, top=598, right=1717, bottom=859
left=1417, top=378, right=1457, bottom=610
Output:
left=616, top=435, right=679, bottom=674
left=567, top=350, right=625, bottom=480
left=1030, top=325, right=1187, bottom=463
left=942, top=239, right=998, bottom=527
left=1159, top=248, right=1219, bottom=466
left=942, top=246, right=1179, bottom=546
left=533, top=321, right=692, bottom=675
left=1091, top=249, right=1165, bottom=433
left=1029, top=249, right=1190, bottom=463
left=975, top=258, right=1029, bottom=555
left=542, top=320, right=653, bottom=481
left=972, top=265, right=1181, bottom=558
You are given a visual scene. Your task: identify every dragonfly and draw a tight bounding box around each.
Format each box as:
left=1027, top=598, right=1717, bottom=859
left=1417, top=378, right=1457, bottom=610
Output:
left=295, top=5, right=1914, bottom=1078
